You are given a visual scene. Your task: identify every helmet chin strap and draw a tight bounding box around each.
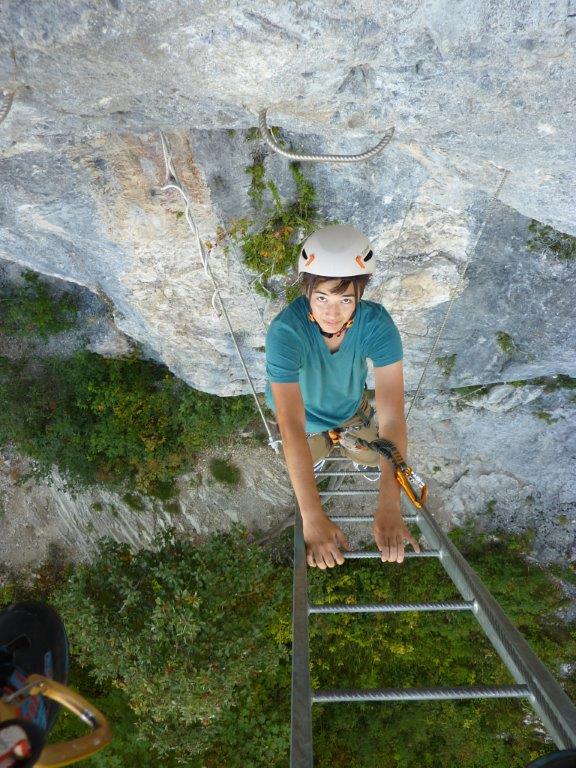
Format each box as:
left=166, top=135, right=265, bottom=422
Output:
left=307, top=311, right=355, bottom=339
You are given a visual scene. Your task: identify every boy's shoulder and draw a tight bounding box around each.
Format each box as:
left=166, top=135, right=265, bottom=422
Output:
left=358, top=299, right=395, bottom=324
left=269, top=295, right=309, bottom=329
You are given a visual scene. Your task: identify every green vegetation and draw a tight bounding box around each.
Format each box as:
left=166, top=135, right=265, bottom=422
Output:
left=534, top=410, right=559, bottom=424
left=485, top=499, right=496, bottom=516
left=209, top=457, right=242, bottom=486
left=122, top=492, right=146, bottom=511
left=1, top=271, right=79, bottom=340
left=527, top=220, right=576, bottom=261
left=210, top=131, right=326, bottom=301
left=0, top=350, right=255, bottom=493
left=435, top=353, right=457, bottom=378
left=39, top=525, right=575, bottom=768
left=495, top=331, right=519, bottom=356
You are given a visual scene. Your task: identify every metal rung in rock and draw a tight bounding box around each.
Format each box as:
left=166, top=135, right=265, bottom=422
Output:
left=320, top=489, right=379, bottom=496
left=308, top=601, right=474, bottom=614
left=328, top=515, right=419, bottom=523
left=312, top=684, right=531, bottom=704
left=343, top=550, right=440, bottom=560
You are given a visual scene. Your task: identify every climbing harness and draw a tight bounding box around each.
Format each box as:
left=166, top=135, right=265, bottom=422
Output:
left=0, top=91, right=14, bottom=126
left=158, top=132, right=281, bottom=452
left=259, top=109, right=394, bottom=163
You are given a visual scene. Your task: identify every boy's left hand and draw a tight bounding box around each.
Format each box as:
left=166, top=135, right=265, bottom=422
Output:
left=373, top=507, right=420, bottom=563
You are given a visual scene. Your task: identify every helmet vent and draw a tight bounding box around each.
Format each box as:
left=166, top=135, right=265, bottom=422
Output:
left=364, top=250, right=374, bottom=262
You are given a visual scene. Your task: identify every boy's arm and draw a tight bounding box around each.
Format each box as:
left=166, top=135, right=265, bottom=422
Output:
left=373, top=361, right=420, bottom=562
left=270, top=381, right=349, bottom=569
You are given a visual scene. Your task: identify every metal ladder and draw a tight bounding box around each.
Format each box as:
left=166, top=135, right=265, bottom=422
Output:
left=290, top=458, right=576, bottom=767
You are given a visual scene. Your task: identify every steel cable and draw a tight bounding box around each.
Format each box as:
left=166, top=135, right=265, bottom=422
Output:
left=259, top=108, right=394, bottom=163
left=158, top=131, right=281, bottom=452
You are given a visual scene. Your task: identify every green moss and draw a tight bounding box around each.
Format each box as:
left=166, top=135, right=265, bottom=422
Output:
left=557, top=514, right=569, bottom=525
left=90, top=501, right=104, bottom=512
left=485, top=499, right=496, bottom=516
left=431, top=465, right=441, bottom=473
left=245, top=126, right=261, bottom=142
left=495, top=331, right=519, bottom=356
left=527, top=220, right=576, bottom=261
left=435, top=353, right=457, bottom=378
left=226, top=128, right=237, bottom=137
left=534, top=410, right=559, bottom=424
left=245, top=156, right=267, bottom=208
left=209, top=457, right=242, bottom=486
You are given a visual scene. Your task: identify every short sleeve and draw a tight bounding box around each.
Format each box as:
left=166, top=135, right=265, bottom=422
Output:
left=364, top=305, right=403, bottom=367
left=265, top=318, right=303, bottom=383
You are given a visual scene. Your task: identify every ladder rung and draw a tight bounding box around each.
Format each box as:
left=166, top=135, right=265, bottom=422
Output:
left=319, top=490, right=379, bottom=495
left=308, top=601, right=474, bottom=614
left=343, top=550, right=440, bottom=559
left=316, top=471, right=380, bottom=476
left=312, top=684, right=531, bottom=703
left=328, top=515, right=420, bottom=523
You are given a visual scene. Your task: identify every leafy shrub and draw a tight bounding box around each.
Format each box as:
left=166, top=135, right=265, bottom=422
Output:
left=0, top=271, right=78, bottom=339
left=0, top=350, right=255, bottom=491
left=209, top=457, right=242, bottom=485
left=214, top=158, right=325, bottom=300
left=48, top=526, right=575, bottom=768
left=52, top=529, right=292, bottom=767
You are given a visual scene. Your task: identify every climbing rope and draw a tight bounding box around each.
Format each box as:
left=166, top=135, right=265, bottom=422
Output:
left=405, top=168, right=510, bottom=420
left=158, top=131, right=281, bottom=452
left=0, top=91, right=14, bottom=125
left=259, top=108, right=394, bottom=163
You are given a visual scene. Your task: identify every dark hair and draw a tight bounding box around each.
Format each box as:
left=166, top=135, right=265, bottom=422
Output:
left=299, top=273, right=372, bottom=303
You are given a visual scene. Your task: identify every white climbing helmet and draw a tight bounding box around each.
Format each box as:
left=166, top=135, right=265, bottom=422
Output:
left=298, top=224, right=375, bottom=277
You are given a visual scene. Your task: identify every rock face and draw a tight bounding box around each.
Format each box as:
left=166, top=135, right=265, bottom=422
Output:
left=0, top=2, right=575, bottom=566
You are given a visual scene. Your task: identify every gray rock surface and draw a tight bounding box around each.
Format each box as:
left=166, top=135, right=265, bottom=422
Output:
left=0, top=2, right=574, bottom=577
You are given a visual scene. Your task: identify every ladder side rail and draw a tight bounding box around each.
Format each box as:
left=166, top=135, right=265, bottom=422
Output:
left=416, top=502, right=576, bottom=749
left=291, top=508, right=314, bottom=768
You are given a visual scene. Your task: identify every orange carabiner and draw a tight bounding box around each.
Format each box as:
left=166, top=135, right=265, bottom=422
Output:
left=395, top=466, right=428, bottom=509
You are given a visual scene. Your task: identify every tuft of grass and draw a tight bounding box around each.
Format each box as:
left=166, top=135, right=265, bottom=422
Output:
left=485, top=499, right=496, bottom=516
left=527, top=220, right=576, bottom=261
left=209, top=457, right=242, bottom=486
left=436, top=353, right=457, bottom=378
left=495, top=331, right=519, bottom=356
left=534, top=410, right=559, bottom=424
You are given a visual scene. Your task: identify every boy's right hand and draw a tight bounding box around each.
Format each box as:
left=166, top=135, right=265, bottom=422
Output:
left=302, top=511, right=349, bottom=569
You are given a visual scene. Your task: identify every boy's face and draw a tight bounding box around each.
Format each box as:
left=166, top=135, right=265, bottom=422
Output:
left=309, top=279, right=356, bottom=333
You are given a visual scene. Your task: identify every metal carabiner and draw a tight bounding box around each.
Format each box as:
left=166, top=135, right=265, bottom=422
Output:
left=395, top=466, right=428, bottom=509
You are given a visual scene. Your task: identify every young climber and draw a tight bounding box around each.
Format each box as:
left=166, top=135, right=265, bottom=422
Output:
left=265, top=224, right=420, bottom=569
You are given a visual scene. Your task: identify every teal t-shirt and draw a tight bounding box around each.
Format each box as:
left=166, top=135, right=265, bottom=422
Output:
left=265, top=296, right=403, bottom=433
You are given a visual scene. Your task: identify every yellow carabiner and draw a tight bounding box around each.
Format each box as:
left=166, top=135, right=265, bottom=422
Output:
left=395, top=467, right=428, bottom=509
